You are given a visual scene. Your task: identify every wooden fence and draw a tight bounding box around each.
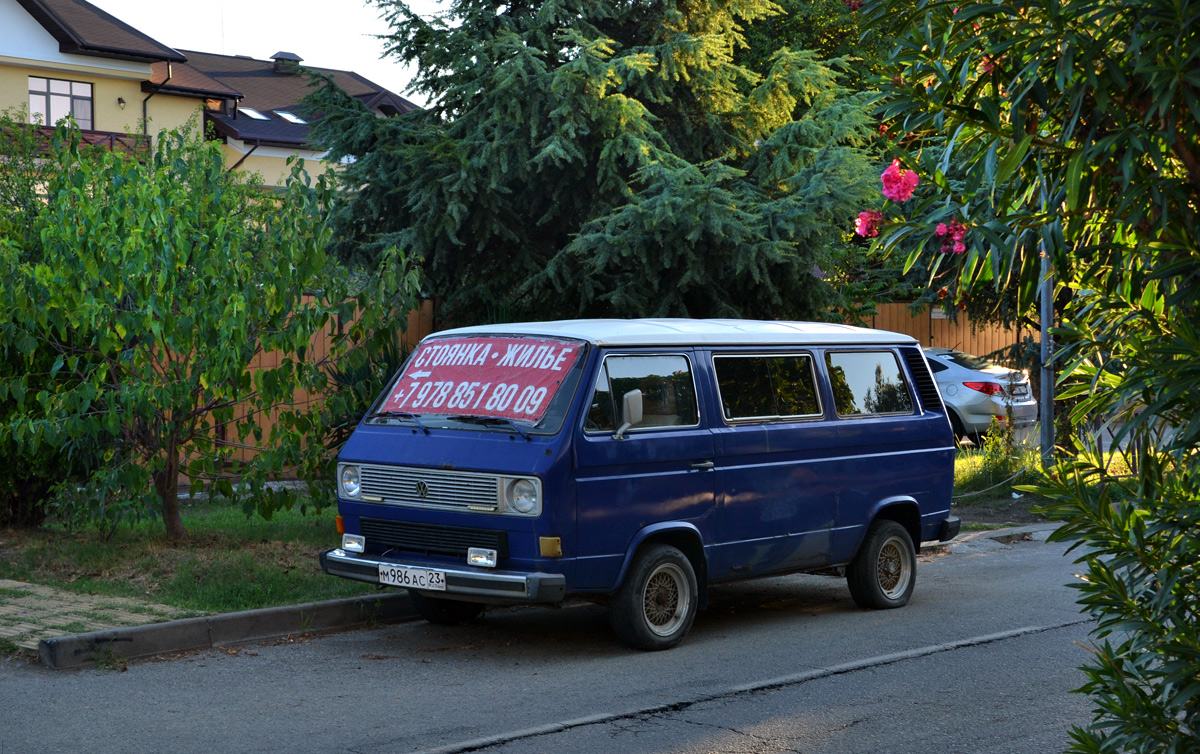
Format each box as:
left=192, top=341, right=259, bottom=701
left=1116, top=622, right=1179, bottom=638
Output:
left=864, top=303, right=1028, bottom=357
left=228, top=299, right=436, bottom=465
left=231, top=301, right=1021, bottom=468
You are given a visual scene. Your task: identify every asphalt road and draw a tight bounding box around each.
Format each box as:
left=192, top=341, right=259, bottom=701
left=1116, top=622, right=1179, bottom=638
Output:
left=0, top=530, right=1093, bottom=754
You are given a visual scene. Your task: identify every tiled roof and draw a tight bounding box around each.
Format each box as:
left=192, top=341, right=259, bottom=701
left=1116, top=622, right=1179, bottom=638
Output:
left=146, top=61, right=243, bottom=100
left=16, top=0, right=185, bottom=62
left=180, top=50, right=419, bottom=148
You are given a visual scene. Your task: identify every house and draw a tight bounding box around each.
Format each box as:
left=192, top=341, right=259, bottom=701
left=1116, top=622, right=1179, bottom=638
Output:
left=0, top=0, right=417, bottom=182
left=157, top=49, right=418, bottom=184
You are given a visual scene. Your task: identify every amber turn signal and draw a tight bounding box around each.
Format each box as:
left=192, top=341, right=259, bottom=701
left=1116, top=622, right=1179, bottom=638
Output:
left=335, top=515, right=345, bottom=535
left=539, top=536, right=562, bottom=558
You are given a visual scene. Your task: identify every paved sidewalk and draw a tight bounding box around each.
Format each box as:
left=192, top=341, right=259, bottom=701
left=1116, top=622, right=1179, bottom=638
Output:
left=0, top=579, right=195, bottom=652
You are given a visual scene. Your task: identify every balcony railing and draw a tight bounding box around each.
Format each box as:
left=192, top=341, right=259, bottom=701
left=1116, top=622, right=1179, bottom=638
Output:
left=37, top=126, right=150, bottom=157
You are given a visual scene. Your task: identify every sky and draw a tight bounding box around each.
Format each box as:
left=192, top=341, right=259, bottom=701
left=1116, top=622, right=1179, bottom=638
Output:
left=89, top=0, right=440, bottom=107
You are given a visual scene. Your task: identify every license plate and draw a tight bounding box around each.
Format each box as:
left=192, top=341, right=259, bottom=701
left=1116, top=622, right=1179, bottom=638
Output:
left=378, top=565, right=446, bottom=591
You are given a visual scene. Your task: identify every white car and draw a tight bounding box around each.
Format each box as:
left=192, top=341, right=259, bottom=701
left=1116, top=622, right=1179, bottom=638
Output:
left=923, top=348, right=1038, bottom=443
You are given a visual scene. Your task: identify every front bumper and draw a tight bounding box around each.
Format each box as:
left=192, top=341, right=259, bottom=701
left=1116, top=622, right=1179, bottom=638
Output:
left=319, top=549, right=567, bottom=604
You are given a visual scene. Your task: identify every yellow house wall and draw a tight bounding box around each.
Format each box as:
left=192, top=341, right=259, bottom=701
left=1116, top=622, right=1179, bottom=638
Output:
left=0, top=62, right=202, bottom=139
left=222, top=144, right=332, bottom=187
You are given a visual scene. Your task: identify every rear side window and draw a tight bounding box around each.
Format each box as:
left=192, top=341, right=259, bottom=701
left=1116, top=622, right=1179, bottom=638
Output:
left=714, top=354, right=821, bottom=422
left=585, top=355, right=699, bottom=432
left=825, top=351, right=914, bottom=417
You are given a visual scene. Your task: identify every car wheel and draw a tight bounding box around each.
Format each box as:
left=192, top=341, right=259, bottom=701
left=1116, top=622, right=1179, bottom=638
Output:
left=609, top=544, right=698, bottom=651
left=409, top=590, right=485, bottom=625
left=948, top=411, right=968, bottom=444
left=847, top=520, right=916, bottom=609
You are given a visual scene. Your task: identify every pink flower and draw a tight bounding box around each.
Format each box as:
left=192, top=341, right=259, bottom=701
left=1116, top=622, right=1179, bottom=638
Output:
left=844, top=0, right=863, bottom=10
left=855, top=210, right=883, bottom=237
left=938, top=219, right=969, bottom=253
left=880, top=160, right=920, bottom=202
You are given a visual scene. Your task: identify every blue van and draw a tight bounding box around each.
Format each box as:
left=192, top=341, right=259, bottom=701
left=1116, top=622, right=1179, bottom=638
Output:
left=320, top=319, right=960, bottom=650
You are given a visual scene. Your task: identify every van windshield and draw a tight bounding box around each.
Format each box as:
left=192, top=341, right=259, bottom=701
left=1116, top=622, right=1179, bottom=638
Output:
left=369, top=335, right=588, bottom=435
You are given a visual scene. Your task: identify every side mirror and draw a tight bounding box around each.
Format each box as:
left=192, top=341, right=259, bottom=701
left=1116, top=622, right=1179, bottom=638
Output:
left=614, top=389, right=643, bottom=440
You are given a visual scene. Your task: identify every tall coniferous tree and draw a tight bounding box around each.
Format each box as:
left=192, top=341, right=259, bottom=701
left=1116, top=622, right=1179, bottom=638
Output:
left=309, top=0, right=876, bottom=323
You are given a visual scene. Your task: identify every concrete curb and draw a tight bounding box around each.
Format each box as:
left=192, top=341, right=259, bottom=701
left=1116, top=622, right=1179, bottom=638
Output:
left=38, top=591, right=417, bottom=670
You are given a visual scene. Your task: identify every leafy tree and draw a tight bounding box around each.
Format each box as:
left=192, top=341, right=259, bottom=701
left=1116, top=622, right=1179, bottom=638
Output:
left=864, top=0, right=1200, bottom=749
left=308, top=0, right=878, bottom=325
left=0, top=124, right=420, bottom=540
left=0, top=111, right=108, bottom=528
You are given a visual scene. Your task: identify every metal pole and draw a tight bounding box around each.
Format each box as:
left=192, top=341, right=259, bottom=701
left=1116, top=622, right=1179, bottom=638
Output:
left=1039, top=242, right=1055, bottom=461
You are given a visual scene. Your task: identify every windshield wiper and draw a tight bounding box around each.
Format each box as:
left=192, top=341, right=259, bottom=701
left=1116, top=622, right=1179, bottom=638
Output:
left=447, top=415, right=531, bottom=441
left=373, top=411, right=430, bottom=434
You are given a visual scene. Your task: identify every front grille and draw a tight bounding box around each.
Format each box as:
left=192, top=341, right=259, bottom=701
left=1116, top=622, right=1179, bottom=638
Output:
left=360, top=518, right=509, bottom=559
left=359, top=464, right=499, bottom=511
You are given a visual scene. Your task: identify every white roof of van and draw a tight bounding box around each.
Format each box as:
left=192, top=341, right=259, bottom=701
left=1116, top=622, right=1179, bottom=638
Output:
left=432, top=319, right=917, bottom=347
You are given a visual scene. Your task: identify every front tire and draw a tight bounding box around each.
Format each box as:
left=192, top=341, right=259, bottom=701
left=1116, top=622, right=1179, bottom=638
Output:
left=609, top=544, right=698, bottom=651
left=409, top=590, right=485, bottom=625
left=847, top=520, right=916, bottom=609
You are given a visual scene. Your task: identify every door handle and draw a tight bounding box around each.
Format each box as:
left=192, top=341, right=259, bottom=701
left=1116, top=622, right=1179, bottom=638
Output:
left=691, top=460, right=715, bottom=471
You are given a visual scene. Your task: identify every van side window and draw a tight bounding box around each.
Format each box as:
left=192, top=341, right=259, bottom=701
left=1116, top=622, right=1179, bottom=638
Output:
left=714, top=354, right=821, bottom=421
left=825, top=351, right=914, bottom=417
left=587, top=355, right=698, bottom=431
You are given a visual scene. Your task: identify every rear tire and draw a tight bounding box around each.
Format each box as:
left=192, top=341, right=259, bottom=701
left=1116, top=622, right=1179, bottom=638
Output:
left=847, top=520, right=916, bottom=609
left=609, top=544, right=698, bottom=651
left=409, top=591, right=485, bottom=625
left=948, top=412, right=969, bottom=445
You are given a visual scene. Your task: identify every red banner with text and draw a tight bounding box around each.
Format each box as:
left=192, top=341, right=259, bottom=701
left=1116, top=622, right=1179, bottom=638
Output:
left=380, top=336, right=584, bottom=423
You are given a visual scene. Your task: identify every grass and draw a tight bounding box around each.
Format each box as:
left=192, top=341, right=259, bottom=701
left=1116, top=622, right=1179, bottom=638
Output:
left=0, top=497, right=375, bottom=615
left=950, top=432, right=1137, bottom=528
left=951, top=433, right=1049, bottom=527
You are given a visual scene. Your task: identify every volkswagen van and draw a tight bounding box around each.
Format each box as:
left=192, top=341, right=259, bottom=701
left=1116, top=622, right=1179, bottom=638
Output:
left=320, top=319, right=960, bottom=650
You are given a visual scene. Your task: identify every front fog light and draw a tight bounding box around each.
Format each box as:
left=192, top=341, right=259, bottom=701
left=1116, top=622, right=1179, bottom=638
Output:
left=468, top=547, right=497, bottom=568
left=342, top=534, right=365, bottom=553
left=340, top=465, right=361, bottom=497
left=506, top=479, right=539, bottom=514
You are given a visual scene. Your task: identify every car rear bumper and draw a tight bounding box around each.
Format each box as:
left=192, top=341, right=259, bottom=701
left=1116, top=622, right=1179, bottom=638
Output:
left=319, top=548, right=567, bottom=604
left=959, top=401, right=1038, bottom=433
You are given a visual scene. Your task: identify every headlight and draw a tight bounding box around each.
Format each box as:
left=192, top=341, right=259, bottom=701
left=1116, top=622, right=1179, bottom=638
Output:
left=340, top=465, right=361, bottom=497
left=505, top=479, right=539, bottom=514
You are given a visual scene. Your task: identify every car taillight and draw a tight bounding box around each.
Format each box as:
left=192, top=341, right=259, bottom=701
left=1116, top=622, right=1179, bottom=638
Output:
left=963, top=381, right=1005, bottom=395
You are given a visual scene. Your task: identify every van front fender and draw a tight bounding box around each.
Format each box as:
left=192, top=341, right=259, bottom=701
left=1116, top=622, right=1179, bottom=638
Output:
left=612, top=522, right=709, bottom=601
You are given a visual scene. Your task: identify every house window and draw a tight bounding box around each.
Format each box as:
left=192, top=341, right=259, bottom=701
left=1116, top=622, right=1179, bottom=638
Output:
left=274, top=110, right=306, bottom=124
left=29, top=77, right=93, bottom=130
left=238, top=107, right=269, bottom=120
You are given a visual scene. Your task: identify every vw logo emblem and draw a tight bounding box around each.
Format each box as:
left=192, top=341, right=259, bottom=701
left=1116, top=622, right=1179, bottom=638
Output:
left=415, top=480, right=430, bottom=499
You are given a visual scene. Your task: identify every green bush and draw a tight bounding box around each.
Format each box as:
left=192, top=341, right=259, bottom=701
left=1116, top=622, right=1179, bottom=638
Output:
left=1036, top=447, right=1199, bottom=752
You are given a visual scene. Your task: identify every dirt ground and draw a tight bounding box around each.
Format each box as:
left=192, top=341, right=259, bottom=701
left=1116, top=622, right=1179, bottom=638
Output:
left=953, top=491, right=1049, bottom=527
